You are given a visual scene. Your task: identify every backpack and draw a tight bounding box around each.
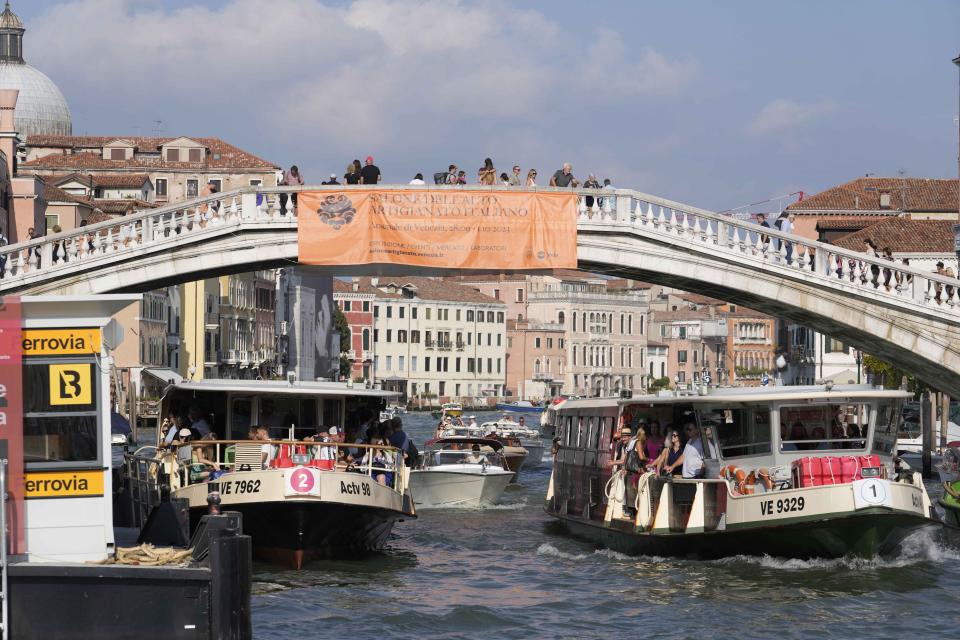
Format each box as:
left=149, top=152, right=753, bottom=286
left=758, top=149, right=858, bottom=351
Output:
left=774, top=217, right=784, bottom=231
left=405, top=438, right=420, bottom=467
left=624, top=449, right=643, bottom=474
left=433, top=172, right=448, bottom=185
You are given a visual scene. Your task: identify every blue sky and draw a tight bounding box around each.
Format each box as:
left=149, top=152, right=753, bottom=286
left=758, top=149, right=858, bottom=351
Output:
left=13, top=0, right=960, bottom=212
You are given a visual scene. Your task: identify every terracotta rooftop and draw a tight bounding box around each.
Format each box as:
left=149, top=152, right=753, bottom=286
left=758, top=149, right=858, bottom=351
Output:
left=349, top=276, right=504, bottom=305
left=830, top=218, right=955, bottom=253
left=93, top=199, right=158, bottom=215
left=787, top=177, right=958, bottom=213
left=90, top=174, right=152, bottom=188
left=42, top=183, right=91, bottom=205
left=23, top=135, right=277, bottom=171
left=333, top=279, right=380, bottom=296
left=651, top=309, right=717, bottom=322
left=85, top=211, right=115, bottom=224
left=814, top=217, right=880, bottom=231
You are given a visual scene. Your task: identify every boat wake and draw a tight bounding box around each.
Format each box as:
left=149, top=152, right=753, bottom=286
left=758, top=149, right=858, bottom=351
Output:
left=482, top=499, right=529, bottom=511
left=536, top=543, right=663, bottom=563
left=711, top=528, right=960, bottom=571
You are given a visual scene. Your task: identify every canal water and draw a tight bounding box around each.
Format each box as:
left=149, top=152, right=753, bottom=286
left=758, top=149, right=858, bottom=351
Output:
left=251, top=411, right=960, bottom=639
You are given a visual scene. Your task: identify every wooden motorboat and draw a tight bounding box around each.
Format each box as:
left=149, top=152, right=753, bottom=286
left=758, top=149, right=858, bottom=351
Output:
left=408, top=437, right=514, bottom=508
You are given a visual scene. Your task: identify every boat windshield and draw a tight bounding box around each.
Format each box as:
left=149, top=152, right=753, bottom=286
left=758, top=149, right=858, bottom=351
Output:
left=698, top=406, right=771, bottom=459
left=778, top=403, right=868, bottom=452
left=426, top=444, right=500, bottom=468
left=872, top=399, right=902, bottom=455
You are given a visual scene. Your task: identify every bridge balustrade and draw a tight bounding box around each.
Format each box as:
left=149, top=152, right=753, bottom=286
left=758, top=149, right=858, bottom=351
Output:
left=1, top=184, right=959, bottom=324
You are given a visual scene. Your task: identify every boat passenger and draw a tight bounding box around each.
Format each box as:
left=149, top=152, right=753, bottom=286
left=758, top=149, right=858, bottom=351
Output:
left=161, top=411, right=180, bottom=446
left=646, top=421, right=664, bottom=461
left=361, top=437, right=394, bottom=485
left=702, top=425, right=719, bottom=459
left=624, top=428, right=651, bottom=516
left=518, top=416, right=526, bottom=428
left=660, top=430, right=684, bottom=476
left=679, top=425, right=706, bottom=479
left=467, top=415, right=478, bottom=428
left=256, top=426, right=274, bottom=468
left=190, top=434, right=221, bottom=483
left=462, top=444, right=486, bottom=465
left=188, top=405, right=212, bottom=437
left=607, top=426, right=632, bottom=469
left=174, top=428, right=194, bottom=463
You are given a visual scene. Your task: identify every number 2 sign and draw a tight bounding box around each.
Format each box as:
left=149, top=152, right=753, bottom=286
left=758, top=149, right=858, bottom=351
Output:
left=285, top=467, right=321, bottom=497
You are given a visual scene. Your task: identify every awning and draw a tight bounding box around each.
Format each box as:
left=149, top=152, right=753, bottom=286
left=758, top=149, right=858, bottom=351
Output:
left=142, top=368, right=184, bottom=386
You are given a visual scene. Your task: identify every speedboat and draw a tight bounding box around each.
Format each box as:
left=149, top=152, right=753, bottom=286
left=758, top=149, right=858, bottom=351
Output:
left=441, top=402, right=464, bottom=418
left=481, top=420, right=546, bottom=469
left=386, top=403, right=407, bottom=415
left=495, top=400, right=544, bottom=414
left=439, top=424, right=529, bottom=478
left=133, top=379, right=416, bottom=568
left=546, top=384, right=937, bottom=559
left=409, top=437, right=515, bottom=508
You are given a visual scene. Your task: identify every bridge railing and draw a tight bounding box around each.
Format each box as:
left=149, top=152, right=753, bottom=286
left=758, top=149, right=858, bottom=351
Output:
left=2, top=184, right=960, bottom=319
left=574, top=187, right=960, bottom=316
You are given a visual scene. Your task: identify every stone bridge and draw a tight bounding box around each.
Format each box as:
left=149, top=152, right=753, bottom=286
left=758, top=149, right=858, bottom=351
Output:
left=2, top=185, right=959, bottom=394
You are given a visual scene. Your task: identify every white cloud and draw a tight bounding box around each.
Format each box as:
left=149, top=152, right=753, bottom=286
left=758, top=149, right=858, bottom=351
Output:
left=747, top=98, right=836, bottom=135
left=581, top=29, right=698, bottom=96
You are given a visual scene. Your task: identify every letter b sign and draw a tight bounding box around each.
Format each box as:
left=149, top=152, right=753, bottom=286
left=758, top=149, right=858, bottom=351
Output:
left=49, top=364, right=92, bottom=406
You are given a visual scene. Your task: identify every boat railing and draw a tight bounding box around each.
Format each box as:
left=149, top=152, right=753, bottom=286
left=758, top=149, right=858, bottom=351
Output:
left=169, top=440, right=408, bottom=494
left=124, top=448, right=170, bottom=529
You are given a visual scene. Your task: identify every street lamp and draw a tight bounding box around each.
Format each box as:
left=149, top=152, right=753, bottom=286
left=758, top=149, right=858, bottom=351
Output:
left=855, top=349, right=863, bottom=385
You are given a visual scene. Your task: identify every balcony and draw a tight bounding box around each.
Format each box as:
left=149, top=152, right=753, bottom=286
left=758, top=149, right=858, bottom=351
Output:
left=533, top=372, right=554, bottom=381
left=455, top=341, right=466, bottom=351
left=789, top=347, right=815, bottom=364
left=425, top=340, right=436, bottom=350
left=437, top=340, right=452, bottom=351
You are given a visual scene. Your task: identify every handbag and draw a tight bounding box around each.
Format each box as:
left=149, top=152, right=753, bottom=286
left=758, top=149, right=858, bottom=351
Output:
left=625, top=449, right=643, bottom=474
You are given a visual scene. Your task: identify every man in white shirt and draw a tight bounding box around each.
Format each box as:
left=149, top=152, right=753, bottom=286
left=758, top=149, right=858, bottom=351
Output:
left=681, top=423, right=705, bottom=479
left=188, top=406, right=211, bottom=437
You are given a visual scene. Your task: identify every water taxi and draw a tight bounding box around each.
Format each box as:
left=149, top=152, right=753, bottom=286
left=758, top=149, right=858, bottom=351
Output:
left=481, top=419, right=546, bottom=469
left=545, top=385, right=937, bottom=559
left=142, top=379, right=417, bottom=568
left=495, top=400, right=544, bottom=414
left=409, top=437, right=515, bottom=508
left=438, top=423, right=529, bottom=478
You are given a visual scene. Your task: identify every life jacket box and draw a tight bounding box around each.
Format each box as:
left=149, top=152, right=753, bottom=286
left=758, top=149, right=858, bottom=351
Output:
left=792, top=455, right=885, bottom=487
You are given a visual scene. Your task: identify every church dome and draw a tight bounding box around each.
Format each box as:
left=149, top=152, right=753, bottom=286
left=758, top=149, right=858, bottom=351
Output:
left=0, top=2, right=72, bottom=137
left=0, top=63, right=72, bottom=137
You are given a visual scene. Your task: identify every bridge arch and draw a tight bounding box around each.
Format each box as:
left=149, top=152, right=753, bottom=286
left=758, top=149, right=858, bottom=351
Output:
left=2, top=184, right=960, bottom=395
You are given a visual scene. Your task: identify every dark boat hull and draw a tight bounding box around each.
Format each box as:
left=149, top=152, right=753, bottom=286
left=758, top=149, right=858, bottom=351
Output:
left=190, top=501, right=405, bottom=569
left=550, top=509, right=933, bottom=559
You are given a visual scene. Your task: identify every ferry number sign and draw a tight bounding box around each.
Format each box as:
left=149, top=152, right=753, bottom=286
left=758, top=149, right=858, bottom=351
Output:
left=853, top=478, right=892, bottom=510
left=285, top=467, right=321, bottom=497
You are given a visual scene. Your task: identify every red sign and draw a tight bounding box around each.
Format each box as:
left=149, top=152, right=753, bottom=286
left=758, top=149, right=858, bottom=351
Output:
left=0, top=296, right=23, bottom=554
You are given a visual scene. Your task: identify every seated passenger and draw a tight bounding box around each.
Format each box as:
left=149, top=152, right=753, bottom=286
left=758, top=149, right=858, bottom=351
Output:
left=661, top=431, right=684, bottom=476
left=680, top=429, right=705, bottom=479
left=462, top=444, right=486, bottom=464
left=361, top=436, right=394, bottom=485
left=190, top=434, right=221, bottom=482
left=790, top=418, right=812, bottom=450
left=174, top=428, right=194, bottom=464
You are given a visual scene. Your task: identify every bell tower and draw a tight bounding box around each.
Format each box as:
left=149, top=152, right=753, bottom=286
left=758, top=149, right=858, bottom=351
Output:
left=0, top=2, right=24, bottom=64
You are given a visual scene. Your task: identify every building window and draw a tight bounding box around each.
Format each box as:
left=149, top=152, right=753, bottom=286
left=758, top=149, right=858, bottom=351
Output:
left=467, top=310, right=474, bottom=322
left=426, top=308, right=432, bottom=320
left=456, top=358, right=461, bottom=373
left=386, top=356, right=392, bottom=371
left=166, top=148, right=180, bottom=162
left=412, top=307, right=418, bottom=319
left=374, top=305, right=379, bottom=318
left=186, top=179, right=199, bottom=197
left=493, top=288, right=500, bottom=300
left=209, top=178, right=222, bottom=192
left=362, top=301, right=369, bottom=312
left=825, top=337, right=847, bottom=353
left=535, top=337, right=541, bottom=349
left=497, top=312, right=504, bottom=323
left=497, top=334, right=502, bottom=346
left=487, top=311, right=494, bottom=323
left=155, top=178, right=168, bottom=197
left=189, top=148, right=202, bottom=162
left=249, top=179, right=262, bottom=186
left=678, top=350, right=688, bottom=364
left=516, top=288, right=524, bottom=302
left=411, top=356, right=417, bottom=372
left=411, top=330, right=420, bottom=344
left=640, top=316, right=645, bottom=335
left=398, top=330, right=407, bottom=343
left=343, top=300, right=351, bottom=311
left=399, top=356, right=405, bottom=371
left=386, top=305, right=392, bottom=318
left=425, top=357, right=431, bottom=372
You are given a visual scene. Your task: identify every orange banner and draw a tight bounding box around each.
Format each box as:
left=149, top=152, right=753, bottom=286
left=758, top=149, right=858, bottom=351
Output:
left=297, top=190, right=578, bottom=270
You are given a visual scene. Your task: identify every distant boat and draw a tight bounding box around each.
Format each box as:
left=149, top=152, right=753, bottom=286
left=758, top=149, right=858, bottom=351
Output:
left=495, top=400, right=544, bottom=414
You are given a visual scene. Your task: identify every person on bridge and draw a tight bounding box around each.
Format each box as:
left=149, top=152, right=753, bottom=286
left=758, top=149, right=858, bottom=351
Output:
left=755, top=213, right=771, bottom=246
left=582, top=174, right=601, bottom=208
left=525, top=169, right=538, bottom=186
left=322, top=173, right=340, bottom=185
left=550, top=163, right=579, bottom=188
left=478, top=158, right=497, bottom=185
left=509, top=165, right=522, bottom=186
left=280, top=165, right=304, bottom=214
left=344, top=160, right=361, bottom=184
left=409, top=173, right=426, bottom=185
left=360, top=156, right=381, bottom=184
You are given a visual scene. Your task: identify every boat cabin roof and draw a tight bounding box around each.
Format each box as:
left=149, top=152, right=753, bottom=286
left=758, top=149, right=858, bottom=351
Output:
left=427, top=437, right=504, bottom=450
left=601, top=384, right=909, bottom=407
left=163, top=379, right=399, bottom=399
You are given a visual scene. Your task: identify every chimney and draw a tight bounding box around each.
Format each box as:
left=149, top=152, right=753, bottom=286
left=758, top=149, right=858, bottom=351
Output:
left=879, top=192, right=891, bottom=209
left=351, top=276, right=359, bottom=292
left=370, top=277, right=379, bottom=287
left=0, top=88, right=18, bottom=178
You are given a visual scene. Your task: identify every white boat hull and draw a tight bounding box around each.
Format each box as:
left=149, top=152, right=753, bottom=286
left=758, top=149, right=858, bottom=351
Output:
left=409, top=468, right=514, bottom=508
